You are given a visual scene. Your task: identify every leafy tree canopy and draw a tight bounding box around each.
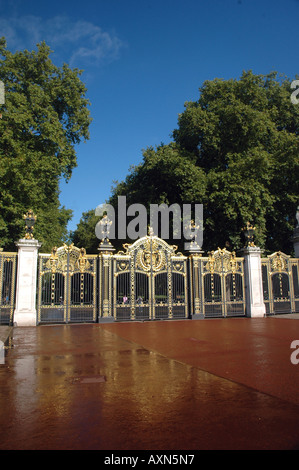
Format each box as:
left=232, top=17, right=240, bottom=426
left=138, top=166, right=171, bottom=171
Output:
left=0, top=38, right=92, bottom=251
left=172, top=71, right=299, bottom=252
left=72, top=71, right=299, bottom=254
left=70, top=209, right=100, bottom=254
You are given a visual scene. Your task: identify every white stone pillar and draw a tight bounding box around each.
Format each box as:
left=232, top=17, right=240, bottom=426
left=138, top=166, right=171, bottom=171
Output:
left=242, top=246, right=266, bottom=318
left=14, top=239, right=41, bottom=326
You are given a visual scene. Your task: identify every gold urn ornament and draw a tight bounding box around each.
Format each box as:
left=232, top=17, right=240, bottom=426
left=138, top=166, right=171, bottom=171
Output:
left=23, top=210, right=37, bottom=239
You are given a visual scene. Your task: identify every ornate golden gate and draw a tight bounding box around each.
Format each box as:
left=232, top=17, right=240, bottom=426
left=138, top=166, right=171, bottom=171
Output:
left=37, top=244, right=97, bottom=324
left=113, top=234, right=188, bottom=321
left=262, top=251, right=299, bottom=315
left=36, top=241, right=250, bottom=323
left=0, top=250, right=17, bottom=325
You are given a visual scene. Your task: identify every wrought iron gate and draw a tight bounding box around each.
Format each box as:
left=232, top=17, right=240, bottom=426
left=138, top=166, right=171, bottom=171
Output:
left=37, top=241, right=247, bottom=323
left=113, top=235, right=188, bottom=321
left=262, top=251, right=299, bottom=315
left=0, top=251, right=17, bottom=325
left=37, top=244, right=97, bottom=324
left=189, top=248, right=246, bottom=318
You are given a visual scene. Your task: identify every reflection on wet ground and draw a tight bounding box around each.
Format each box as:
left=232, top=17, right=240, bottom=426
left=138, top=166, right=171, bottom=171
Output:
left=0, top=320, right=299, bottom=450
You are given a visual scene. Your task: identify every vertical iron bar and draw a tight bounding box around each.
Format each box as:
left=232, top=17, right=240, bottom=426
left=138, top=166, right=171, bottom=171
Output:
left=66, top=250, right=70, bottom=323
left=221, top=256, right=226, bottom=317
left=168, top=254, right=172, bottom=319
left=150, top=238, right=154, bottom=320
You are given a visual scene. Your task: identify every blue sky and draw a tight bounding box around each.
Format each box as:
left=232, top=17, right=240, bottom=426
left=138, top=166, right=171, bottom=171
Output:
left=0, top=0, right=298, bottom=231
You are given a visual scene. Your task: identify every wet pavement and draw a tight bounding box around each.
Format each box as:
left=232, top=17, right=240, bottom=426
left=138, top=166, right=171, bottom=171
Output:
left=0, top=318, right=299, bottom=450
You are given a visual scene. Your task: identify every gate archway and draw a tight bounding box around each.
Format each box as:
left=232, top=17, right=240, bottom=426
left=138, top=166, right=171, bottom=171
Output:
left=113, top=234, right=188, bottom=321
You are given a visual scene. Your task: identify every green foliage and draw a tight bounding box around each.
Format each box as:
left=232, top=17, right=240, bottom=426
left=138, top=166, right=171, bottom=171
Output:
left=72, top=71, right=299, bottom=254
left=173, top=71, right=299, bottom=252
left=110, top=143, right=206, bottom=206
left=0, top=38, right=92, bottom=251
left=70, top=209, right=100, bottom=254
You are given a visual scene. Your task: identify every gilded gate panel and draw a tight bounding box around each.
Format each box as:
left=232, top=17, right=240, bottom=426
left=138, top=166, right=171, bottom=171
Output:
left=113, top=233, right=188, bottom=321
left=37, top=244, right=97, bottom=324
left=190, top=248, right=246, bottom=318
left=0, top=251, right=17, bottom=325
left=261, top=252, right=299, bottom=315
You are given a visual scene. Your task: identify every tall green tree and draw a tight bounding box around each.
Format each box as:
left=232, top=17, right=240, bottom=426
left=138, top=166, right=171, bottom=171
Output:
left=108, top=143, right=206, bottom=251
left=72, top=71, right=299, bottom=254
left=71, top=144, right=207, bottom=253
left=173, top=71, right=299, bottom=252
left=0, top=38, right=92, bottom=251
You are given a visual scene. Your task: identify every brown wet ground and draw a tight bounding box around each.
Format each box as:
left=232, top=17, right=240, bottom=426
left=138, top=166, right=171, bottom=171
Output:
left=0, top=317, right=299, bottom=450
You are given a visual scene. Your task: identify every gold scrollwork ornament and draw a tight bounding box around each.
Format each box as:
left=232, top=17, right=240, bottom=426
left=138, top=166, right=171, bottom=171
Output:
left=136, top=245, right=166, bottom=272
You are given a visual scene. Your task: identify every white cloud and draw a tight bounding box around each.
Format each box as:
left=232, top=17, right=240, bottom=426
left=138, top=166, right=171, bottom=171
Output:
left=0, top=15, right=126, bottom=67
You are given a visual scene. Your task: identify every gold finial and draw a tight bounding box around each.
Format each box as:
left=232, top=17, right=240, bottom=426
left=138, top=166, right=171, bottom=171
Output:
left=23, top=209, right=37, bottom=239
left=242, top=221, right=256, bottom=247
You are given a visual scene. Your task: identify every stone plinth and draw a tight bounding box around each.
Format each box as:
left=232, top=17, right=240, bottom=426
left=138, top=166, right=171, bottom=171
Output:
left=14, top=239, right=41, bottom=326
left=242, top=246, right=266, bottom=318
